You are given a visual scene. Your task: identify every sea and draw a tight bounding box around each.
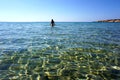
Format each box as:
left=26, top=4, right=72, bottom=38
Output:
left=0, top=22, right=120, bottom=80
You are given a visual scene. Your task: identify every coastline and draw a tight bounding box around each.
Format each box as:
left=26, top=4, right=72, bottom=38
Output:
left=97, top=19, right=120, bottom=22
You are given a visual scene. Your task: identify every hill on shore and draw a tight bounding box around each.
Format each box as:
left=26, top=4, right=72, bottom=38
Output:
left=97, top=19, right=120, bottom=22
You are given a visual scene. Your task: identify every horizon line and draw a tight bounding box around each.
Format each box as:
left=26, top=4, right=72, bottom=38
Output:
left=0, top=20, right=92, bottom=22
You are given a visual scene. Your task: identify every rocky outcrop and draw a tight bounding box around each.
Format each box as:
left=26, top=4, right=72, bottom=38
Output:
left=97, top=19, right=120, bottom=22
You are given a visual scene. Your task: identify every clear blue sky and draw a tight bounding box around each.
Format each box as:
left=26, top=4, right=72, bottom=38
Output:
left=0, top=0, right=120, bottom=22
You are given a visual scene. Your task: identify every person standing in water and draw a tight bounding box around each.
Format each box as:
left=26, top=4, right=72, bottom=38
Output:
left=51, top=19, right=55, bottom=27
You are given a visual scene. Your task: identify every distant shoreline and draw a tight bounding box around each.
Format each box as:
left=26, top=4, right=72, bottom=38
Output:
left=97, top=19, right=120, bottom=22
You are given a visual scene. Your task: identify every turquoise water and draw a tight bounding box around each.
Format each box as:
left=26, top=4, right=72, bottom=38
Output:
left=0, top=22, right=120, bottom=80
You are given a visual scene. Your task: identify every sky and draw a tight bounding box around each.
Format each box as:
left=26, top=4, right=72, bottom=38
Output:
left=0, top=0, right=120, bottom=22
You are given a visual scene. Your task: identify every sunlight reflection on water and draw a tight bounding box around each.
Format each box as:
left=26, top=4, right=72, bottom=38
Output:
left=0, top=22, right=120, bottom=79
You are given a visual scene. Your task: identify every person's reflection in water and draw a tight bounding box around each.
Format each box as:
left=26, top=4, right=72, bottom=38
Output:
left=51, top=19, right=55, bottom=27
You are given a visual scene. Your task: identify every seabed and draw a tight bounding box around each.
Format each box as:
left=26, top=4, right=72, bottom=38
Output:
left=0, top=43, right=120, bottom=80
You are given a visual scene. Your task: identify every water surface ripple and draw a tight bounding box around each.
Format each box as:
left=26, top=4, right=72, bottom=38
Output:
left=0, top=22, right=120, bottom=79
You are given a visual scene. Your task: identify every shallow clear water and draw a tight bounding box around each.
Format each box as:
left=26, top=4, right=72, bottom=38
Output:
left=0, top=22, right=120, bottom=80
